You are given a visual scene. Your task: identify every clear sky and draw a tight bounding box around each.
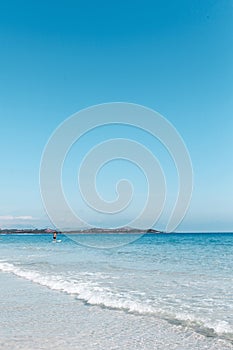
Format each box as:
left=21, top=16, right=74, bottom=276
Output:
left=0, top=0, right=232, bottom=231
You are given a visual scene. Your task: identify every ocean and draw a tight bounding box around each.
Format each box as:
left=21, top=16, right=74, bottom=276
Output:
left=0, top=233, right=232, bottom=350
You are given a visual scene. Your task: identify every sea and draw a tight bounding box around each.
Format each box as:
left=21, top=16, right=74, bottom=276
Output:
left=0, top=233, right=232, bottom=350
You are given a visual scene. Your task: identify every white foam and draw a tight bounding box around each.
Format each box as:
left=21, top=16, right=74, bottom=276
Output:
left=0, top=261, right=155, bottom=313
left=0, top=261, right=232, bottom=339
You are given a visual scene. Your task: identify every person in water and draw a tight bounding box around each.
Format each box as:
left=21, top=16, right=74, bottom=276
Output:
left=53, top=231, right=57, bottom=241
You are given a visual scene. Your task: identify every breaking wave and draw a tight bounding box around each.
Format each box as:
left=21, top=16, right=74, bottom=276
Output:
left=0, top=260, right=232, bottom=343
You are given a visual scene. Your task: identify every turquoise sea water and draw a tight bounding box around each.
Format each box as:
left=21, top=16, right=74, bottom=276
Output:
left=0, top=233, right=233, bottom=350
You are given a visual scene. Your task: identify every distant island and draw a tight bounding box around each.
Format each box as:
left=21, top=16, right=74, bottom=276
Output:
left=0, top=227, right=163, bottom=234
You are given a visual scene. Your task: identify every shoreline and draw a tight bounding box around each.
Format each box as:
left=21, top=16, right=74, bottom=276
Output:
left=1, top=264, right=232, bottom=350
left=0, top=228, right=162, bottom=234
left=1, top=231, right=233, bottom=235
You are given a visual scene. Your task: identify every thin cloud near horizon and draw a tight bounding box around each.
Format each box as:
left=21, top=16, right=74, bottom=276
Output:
left=0, top=215, right=36, bottom=221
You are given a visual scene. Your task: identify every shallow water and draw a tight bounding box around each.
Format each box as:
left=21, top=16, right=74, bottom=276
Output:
left=0, top=233, right=233, bottom=349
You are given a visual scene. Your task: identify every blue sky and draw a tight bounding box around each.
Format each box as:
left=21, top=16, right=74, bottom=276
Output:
left=0, top=0, right=232, bottom=231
